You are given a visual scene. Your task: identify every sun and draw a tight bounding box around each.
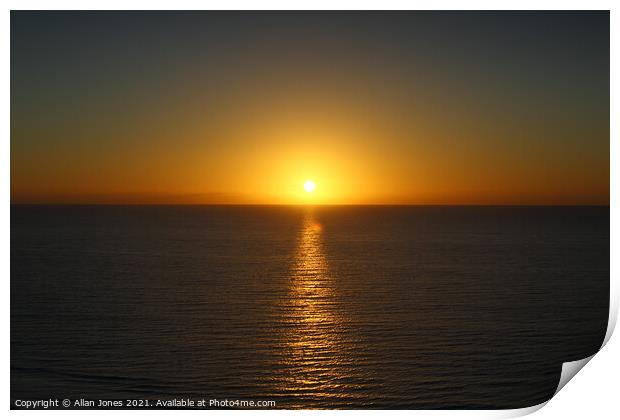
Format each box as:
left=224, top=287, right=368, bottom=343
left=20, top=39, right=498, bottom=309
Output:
left=304, top=179, right=316, bottom=193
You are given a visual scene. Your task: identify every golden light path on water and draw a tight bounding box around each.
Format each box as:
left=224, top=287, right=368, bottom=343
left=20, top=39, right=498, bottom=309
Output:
left=274, top=209, right=370, bottom=407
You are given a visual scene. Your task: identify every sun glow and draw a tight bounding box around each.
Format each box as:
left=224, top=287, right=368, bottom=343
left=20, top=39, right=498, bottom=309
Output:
left=304, top=180, right=316, bottom=193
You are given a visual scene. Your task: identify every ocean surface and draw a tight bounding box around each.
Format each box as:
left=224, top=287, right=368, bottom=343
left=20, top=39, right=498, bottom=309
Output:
left=11, top=205, right=609, bottom=409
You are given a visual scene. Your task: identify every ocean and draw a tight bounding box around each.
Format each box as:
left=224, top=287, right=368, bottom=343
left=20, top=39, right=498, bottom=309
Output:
left=10, top=205, right=609, bottom=409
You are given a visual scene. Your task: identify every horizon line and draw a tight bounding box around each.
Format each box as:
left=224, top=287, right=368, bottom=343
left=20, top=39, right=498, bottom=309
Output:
left=10, top=202, right=611, bottom=207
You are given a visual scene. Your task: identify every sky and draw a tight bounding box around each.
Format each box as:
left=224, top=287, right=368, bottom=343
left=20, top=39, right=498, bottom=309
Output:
left=11, top=11, right=609, bottom=205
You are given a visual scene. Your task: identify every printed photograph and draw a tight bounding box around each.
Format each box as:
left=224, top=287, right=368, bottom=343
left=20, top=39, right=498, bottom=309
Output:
left=10, top=10, right=609, bottom=410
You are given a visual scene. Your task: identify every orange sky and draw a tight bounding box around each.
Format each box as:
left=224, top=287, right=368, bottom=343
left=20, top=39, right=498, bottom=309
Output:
left=11, top=12, right=609, bottom=205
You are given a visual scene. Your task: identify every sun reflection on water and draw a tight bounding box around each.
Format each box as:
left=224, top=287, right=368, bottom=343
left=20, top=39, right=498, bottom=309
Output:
left=273, top=209, right=369, bottom=407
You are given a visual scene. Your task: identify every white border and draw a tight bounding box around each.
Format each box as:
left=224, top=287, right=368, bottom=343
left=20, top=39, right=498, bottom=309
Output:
left=4, top=2, right=617, bottom=419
